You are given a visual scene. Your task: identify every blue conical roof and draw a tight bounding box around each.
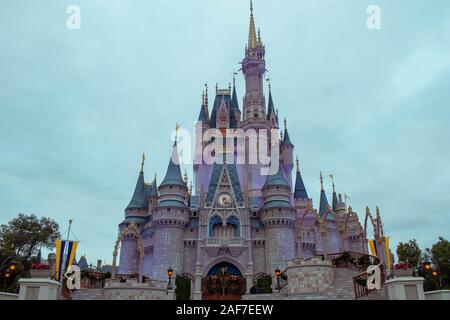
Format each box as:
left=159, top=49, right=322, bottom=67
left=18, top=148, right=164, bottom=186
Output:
left=294, top=170, right=308, bottom=199
left=319, top=189, right=329, bottom=217
left=160, top=142, right=186, bottom=187
left=126, top=171, right=147, bottom=209
left=231, top=85, right=240, bottom=111
left=198, top=104, right=208, bottom=122
left=283, top=128, right=293, bottom=146
left=263, top=165, right=289, bottom=188
left=332, top=191, right=338, bottom=212
left=267, top=90, right=276, bottom=120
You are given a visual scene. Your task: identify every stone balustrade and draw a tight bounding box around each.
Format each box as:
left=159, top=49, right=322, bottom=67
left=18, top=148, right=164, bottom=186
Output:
left=285, top=257, right=335, bottom=294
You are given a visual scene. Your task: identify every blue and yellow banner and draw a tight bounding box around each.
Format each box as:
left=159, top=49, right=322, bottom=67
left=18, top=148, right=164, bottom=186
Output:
left=384, top=237, right=391, bottom=273
left=55, top=239, right=66, bottom=282
left=55, top=239, right=78, bottom=282
left=64, top=241, right=78, bottom=274
left=368, top=239, right=378, bottom=257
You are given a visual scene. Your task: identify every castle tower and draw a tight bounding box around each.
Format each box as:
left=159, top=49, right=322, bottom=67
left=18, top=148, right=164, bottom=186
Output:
left=242, top=1, right=266, bottom=121
left=152, top=134, right=189, bottom=280
left=119, top=154, right=149, bottom=275
left=267, top=83, right=278, bottom=128
left=280, top=119, right=294, bottom=190
left=261, top=165, right=296, bottom=272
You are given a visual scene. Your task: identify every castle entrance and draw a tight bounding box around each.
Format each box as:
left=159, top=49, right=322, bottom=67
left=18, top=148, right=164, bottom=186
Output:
left=201, top=262, right=246, bottom=300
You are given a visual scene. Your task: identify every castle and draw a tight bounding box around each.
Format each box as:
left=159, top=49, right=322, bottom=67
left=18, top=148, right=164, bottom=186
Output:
left=115, top=2, right=374, bottom=298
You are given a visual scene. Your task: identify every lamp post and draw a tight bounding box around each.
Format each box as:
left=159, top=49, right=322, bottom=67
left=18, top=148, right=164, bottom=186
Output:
left=275, top=268, right=281, bottom=292
left=420, top=256, right=442, bottom=290
left=1, top=256, right=18, bottom=291
left=167, top=267, right=174, bottom=290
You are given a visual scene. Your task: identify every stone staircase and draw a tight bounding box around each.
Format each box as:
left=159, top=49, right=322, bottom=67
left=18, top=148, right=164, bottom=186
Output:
left=243, top=268, right=386, bottom=300
left=71, top=288, right=105, bottom=300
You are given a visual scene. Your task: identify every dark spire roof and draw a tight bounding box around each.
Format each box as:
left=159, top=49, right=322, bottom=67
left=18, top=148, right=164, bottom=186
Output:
left=126, top=170, right=147, bottom=210
left=198, top=91, right=209, bottom=122
left=147, top=175, right=158, bottom=198
left=332, top=192, right=338, bottom=212
left=263, top=164, right=289, bottom=188
left=283, top=119, right=294, bottom=146
left=294, top=157, right=308, bottom=199
left=319, top=172, right=334, bottom=220
left=329, top=175, right=338, bottom=212
left=160, top=140, right=186, bottom=188
left=267, top=87, right=276, bottom=120
left=319, top=189, right=329, bottom=217
left=231, top=82, right=240, bottom=112
left=319, top=172, right=328, bottom=215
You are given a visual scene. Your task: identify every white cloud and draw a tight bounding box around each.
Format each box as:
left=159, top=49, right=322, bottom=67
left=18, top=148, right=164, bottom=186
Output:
left=392, top=48, right=450, bottom=98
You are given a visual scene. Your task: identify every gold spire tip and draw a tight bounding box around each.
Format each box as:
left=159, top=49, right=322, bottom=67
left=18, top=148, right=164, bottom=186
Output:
left=141, top=151, right=146, bottom=172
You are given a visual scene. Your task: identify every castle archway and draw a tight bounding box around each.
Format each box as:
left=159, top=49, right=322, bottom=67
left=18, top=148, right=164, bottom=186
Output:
left=201, top=260, right=246, bottom=300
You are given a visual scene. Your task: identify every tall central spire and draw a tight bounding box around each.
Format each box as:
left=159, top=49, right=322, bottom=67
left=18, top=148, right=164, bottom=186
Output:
left=248, top=1, right=258, bottom=49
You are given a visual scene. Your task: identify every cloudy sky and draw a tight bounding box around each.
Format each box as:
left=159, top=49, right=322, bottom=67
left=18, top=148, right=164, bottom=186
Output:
left=1, top=0, right=449, bottom=264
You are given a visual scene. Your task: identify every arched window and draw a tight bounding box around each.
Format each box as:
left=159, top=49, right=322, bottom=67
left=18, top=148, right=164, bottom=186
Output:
left=226, top=216, right=240, bottom=237
left=209, top=215, right=222, bottom=237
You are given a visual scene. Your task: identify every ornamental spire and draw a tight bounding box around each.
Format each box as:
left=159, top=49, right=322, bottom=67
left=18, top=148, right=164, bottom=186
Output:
left=320, top=171, right=324, bottom=191
left=141, top=151, right=146, bottom=172
left=248, top=0, right=258, bottom=49
left=296, top=156, right=300, bottom=173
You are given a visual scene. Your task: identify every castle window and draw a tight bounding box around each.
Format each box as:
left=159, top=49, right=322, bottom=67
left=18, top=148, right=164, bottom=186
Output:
left=255, top=229, right=259, bottom=233
left=193, top=212, right=197, bottom=217
left=190, top=229, right=194, bottom=233
left=252, top=212, right=257, bottom=217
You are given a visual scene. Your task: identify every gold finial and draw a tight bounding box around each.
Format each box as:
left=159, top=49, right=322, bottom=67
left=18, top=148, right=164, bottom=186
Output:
left=215, top=83, right=218, bottom=93
left=320, top=171, right=324, bottom=191
left=141, top=151, right=146, bottom=172
left=175, top=123, right=180, bottom=143
left=183, top=169, right=188, bottom=184
left=154, top=173, right=157, bottom=182
left=280, top=130, right=283, bottom=141
left=258, top=28, right=261, bottom=43
left=329, top=174, right=335, bottom=193
left=204, top=83, right=209, bottom=117
left=232, top=71, right=237, bottom=88
left=284, top=118, right=287, bottom=130
left=248, top=0, right=257, bottom=49
left=296, top=156, right=300, bottom=173
left=266, top=76, right=271, bottom=91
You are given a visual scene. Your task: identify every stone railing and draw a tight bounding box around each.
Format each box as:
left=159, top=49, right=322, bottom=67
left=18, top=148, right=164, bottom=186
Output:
left=205, top=237, right=244, bottom=246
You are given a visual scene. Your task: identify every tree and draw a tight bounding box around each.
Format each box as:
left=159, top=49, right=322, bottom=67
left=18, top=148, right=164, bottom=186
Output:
left=431, top=237, right=450, bottom=289
left=396, top=239, right=421, bottom=267
left=0, top=213, right=60, bottom=261
left=0, top=213, right=60, bottom=292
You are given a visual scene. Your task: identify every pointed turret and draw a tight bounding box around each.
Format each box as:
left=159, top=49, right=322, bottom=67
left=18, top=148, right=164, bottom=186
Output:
left=126, top=154, right=147, bottom=210
left=266, top=81, right=278, bottom=127
left=230, top=74, right=240, bottom=112
left=330, top=174, right=339, bottom=212
left=319, top=172, right=329, bottom=217
left=242, top=0, right=266, bottom=120
left=248, top=0, right=258, bottom=49
left=263, top=164, right=289, bottom=188
left=197, top=90, right=209, bottom=122
left=160, top=128, right=185, bottom=188
left=294, top=156, right=308, bottom=199
left=283, top=118, right=294, bottom=146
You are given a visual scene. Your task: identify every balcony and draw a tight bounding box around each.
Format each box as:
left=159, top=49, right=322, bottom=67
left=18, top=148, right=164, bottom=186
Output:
left=205, top=237, right=244, bottom=246
left=204, top=237, right=245, bottom=257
